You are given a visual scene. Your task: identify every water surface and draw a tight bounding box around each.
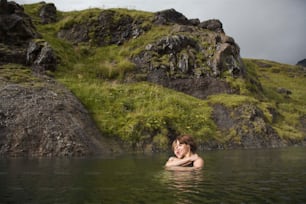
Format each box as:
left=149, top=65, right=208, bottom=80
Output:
left=0, top=147, right=305, bottom=203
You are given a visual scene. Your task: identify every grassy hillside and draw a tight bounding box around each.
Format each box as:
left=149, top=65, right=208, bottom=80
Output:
left=21, top=3, right=305, bottom=150
left=245, top=59, right=306, bottom=140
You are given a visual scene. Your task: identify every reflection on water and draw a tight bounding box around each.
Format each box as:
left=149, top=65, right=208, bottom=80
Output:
left=0, top=147, right=305, bottom=203
left=158, top=170, right=204, bottom=191
left=157, top=170, right=204, bottom=204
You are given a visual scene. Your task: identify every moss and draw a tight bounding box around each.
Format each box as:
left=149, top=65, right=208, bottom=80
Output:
left=0, top=64, right=42, bottom=86
left=244, top=58, right=306, bottom=140
left=207, top=94, right=258, bottom=108
left=58, top=79, right=216, bottom=145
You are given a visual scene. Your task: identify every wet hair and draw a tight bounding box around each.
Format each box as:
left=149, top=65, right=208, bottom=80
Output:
left=173, top=135, right=197, bottom=153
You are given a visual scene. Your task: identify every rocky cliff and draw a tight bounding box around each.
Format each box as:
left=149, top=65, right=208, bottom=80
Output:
left=0, top=70, right=115, bottom=156
left=0, top=1, right=305, bottom=156
left=0, top=1, right=118, bottom=156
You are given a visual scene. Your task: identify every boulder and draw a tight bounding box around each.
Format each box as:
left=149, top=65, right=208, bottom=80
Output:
left=0, top=0, right=39, bottom=45
left=58, top=9, right=148, bottom=46
left=0, top=74, right=116, bottom=156
left=296, top=58, right=306, bottom=67
left=0, top=0, right=44, bottom=67
left=211, top=104, right=289, bottom=149
left=277, top=87, right=292, bottom=95
left=131, top=30, right=244, bottom=99
left=153, top=8, right=192, bottom=25
left=199, top=19, right=224, bottom=33
left=26, top=40, right=57, bottom=72
left=0, top=43, right=27, bottom=65
left=39, top=2, right=57, bottom=24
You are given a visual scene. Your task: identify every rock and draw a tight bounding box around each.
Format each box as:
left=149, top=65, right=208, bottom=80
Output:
left=0, top=0, right=44, bottom=67
left=0, top=73, right=116, bottom=156
left=211, top=104, right=291, bottom=149
left=0, top=0, right=39, bottom=45
left=39, top=3, right=57, bottom=24
left=277, top=87, right=292, bottom=95
left=57, top=23, right=90, bottom=44
left=58, top=9, right=148, bottom=46
left=131, top=30, right=244, bottom=99
left=149, top=35, right=198, bottom=55
left=153, top=8, right=192, bottom=25
left=26, top=40, right=58, bottom=72
left=0, top=43, right=27, bottom=65
left=211, top=39, right=243, bottom=77
left=199, top=19, right=224, bottom=33
left=296, top=58, right=306, bottom=67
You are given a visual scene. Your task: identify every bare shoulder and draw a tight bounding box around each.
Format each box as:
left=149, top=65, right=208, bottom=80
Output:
left=194, top=155, right=204, bottom=168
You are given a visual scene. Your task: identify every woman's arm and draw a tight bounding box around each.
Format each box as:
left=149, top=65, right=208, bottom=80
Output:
left=165, top=154, right=204, bottom=169
left=165, top=156, right=193, bottom=168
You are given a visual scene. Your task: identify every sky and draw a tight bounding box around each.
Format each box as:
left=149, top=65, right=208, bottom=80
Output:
left=16, top=0, right=306, bottom=65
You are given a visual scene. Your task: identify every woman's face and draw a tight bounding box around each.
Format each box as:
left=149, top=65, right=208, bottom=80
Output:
left=173, top=140, right=190, bottom=159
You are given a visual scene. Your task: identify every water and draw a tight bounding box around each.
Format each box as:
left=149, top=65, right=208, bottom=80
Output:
left=0, top=147, right=305, bottom=204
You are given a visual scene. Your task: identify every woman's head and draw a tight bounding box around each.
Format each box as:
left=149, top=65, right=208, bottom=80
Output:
left=172, top=135, right=197, bottom=158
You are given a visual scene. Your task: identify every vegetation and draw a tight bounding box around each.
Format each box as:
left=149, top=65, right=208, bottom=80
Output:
left=18, top=3, right=305, bottom=149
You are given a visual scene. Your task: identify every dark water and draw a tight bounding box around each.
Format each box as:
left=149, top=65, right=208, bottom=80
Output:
left=0, top=147, right=305, bottom=204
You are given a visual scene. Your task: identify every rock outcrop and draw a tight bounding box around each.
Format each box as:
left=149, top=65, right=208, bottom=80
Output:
left=0, top=73, right=115, bottom=156
left=210, top=104, right=288, bottom=149
left=131, top=27, right=244, bottom=99
left=58, top=9, right=149, bottom=46
left=39, top=2, right=57, bottom=24
left=0, top=0, right=39, bottom=45
left=0, top=1, right=116, bottom=156
left=57, top=7, right=244, bottom=99
left=296, top=58, right=306, bottom=67
left=26, top=40, right=58, bottom=72
left=0, top=0, right=57, bottom=72
left=153, top=8, right=195, bottom=25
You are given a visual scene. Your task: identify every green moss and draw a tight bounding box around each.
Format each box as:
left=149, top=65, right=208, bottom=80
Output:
left=244, top=58, right=306, bottom=140
left=57, top=8, right=101, bottom=29
left=59, top=79, right=216, bottom=144
left=0, top=64, right=43, bottom=86
left=207, top=94, right=258, bottom=108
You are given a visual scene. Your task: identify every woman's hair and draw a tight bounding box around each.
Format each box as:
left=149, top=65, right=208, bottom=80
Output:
left=173, top=135, right=197, bottom=153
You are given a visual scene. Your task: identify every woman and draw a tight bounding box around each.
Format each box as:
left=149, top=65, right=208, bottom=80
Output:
left=165, top=135, right=204, bottom=170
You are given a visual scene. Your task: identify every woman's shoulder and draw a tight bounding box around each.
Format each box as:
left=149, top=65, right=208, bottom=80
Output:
left=194, top=155, right=204, bottom=168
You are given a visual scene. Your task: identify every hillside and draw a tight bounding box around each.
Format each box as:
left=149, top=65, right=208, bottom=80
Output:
left=0, top=1, right=305, bottom=156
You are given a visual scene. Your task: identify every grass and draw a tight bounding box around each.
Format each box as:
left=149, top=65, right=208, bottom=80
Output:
left=60, top=78, right=216, bottom=148
left=0, top=64, right=43, bottom=86
left=244, top=59, right=306, bottom=140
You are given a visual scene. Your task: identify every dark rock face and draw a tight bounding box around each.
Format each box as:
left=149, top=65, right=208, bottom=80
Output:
left=211, top=104, right=292, bottom=149
left=39, top=3, right=57, bottom=24
left=0, top=1, right=57, bottom=72
left=26, top=40, right=57, bottom=72
left=0, top=0, right=57, bottom=71
left=57, top=23, right=90, bottom=44
left=0, top=43, right=27, bottom=65
left=296, top=58, right=306, bottom=67
left=199, top=19, right=224, bottom=33
left=58, top=10, right=148, bottom=46
left=131, top=31, right=244, bottom=99
left=0, top=0, right=39, bottom=45
left=153, top=8, right=194, bottom=25
left=0, top=75, right=114, bottom=156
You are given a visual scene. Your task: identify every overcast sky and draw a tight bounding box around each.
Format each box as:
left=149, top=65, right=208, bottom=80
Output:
left=16, top=0, right=306, bottom=65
